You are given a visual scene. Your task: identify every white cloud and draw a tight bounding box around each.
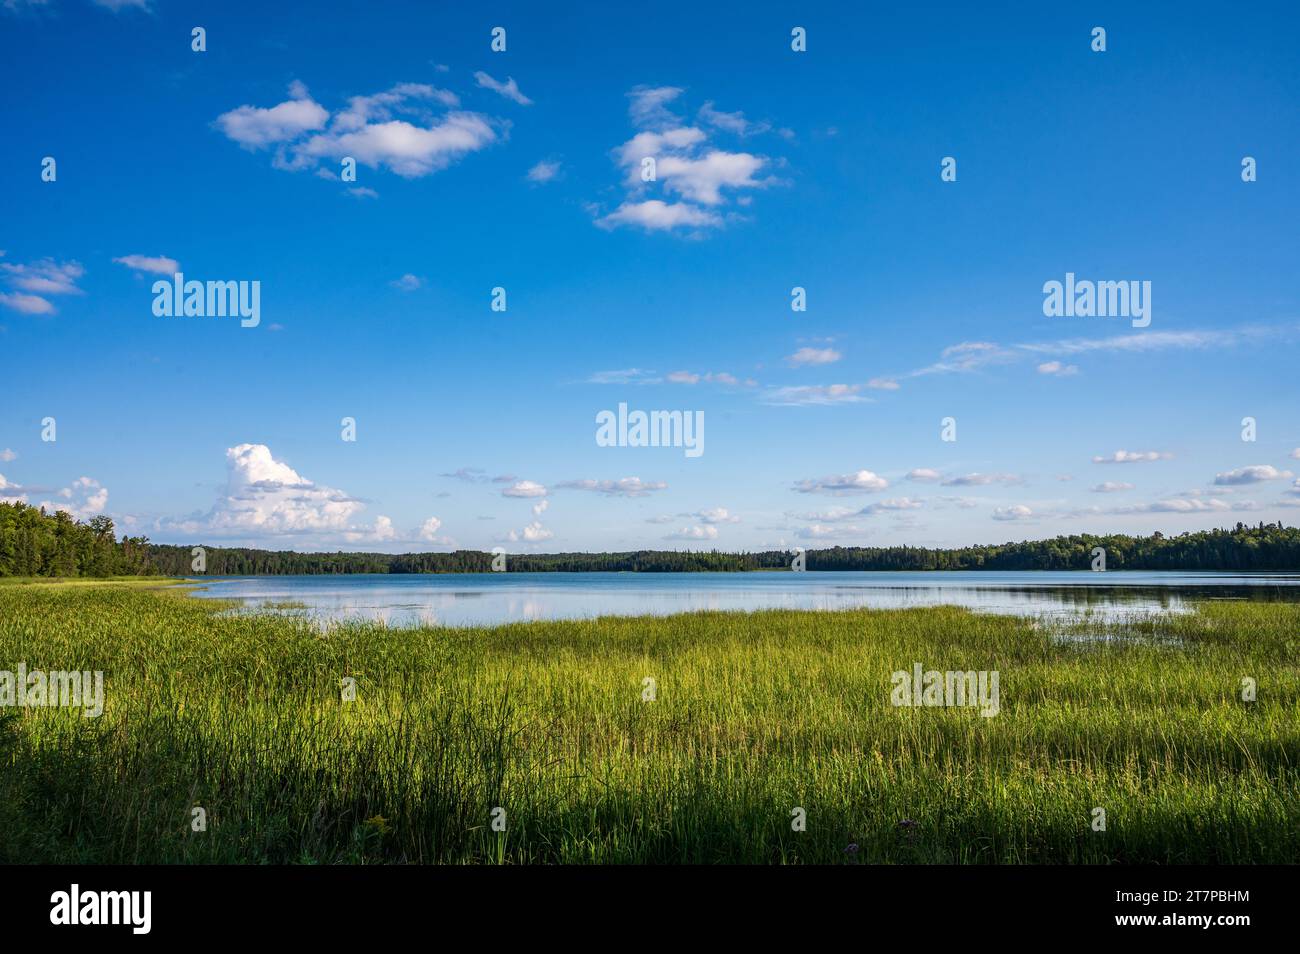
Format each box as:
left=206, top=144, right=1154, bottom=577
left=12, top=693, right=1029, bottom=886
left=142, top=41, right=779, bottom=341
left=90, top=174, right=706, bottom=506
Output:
left=0, top=258, right=84, bottom=314
left=698, top=101, right=770, bottom=136
left=216, top=82, right=329, bottom=147
left=39, top=476, right=107, bottom=519
left=113, top=254, right=179, bottom=275
left=596, top=87, right=782, bottom=232
left=861, top=497, right=924, bottom=515
left=992, top=505, right=1034, bottom=521
left=653, top=150, right=767, bottom=206
left=665, top=525, right=718, bottom=541
left=797, top=523, right=865, bottom=540
left=627, top=86, right=684, bottom=128
left=665, top=370, right=744, bottom=386
left=906, top=468, right=941, bottom=482
left=792, top=506, right=859, bottom=523
left=532, top=498, right=549, bottom=517
left=867, top=377, right=899, bottom=390
left=0, top=292, right=55, bottom=315
left=507, top=521, right=553, bottom=542
left=1090, top=498, right=1234, bottom=515
left=786, top=347, right=841, bottom=367
left=587, top=368, right=659, bottom=385
left=1214, top=465, right=1293, bottom=486
left=940, top=473, right=1022, bottom=487
left=162, top=443, right=365, bottom=538
left=1036, top=360, right=1079, bottom=376
left=418, top=516, right=443, bottom=541
left=527, top=159, right=561, bottom=183
left=1093, top=450, right=1174, bottom=464
left=595, top=200, right=722, bottom=231
left=0, top=449, right=15, bottom=463
left=695, top=507, right=739, bottom=524
left=91, top=0, right=149, bottom=10
left=502, top=480, right=548, bottom=498
left=556, top=478, right=670, bottom=501
left=217, top=81, right=499, bottom=179
left=7, top=260, right=78, bottom=293
left=794, top=470, right=889, bottom=495
left=390, top=273, right=423, bottom=291
left=473, top=71, right=532, bottom=105
left=1091, top=481, right=1135, bottom=493
left=762, top=384, right=865, bottom=406
left=557, top=477, right=667, bottom=497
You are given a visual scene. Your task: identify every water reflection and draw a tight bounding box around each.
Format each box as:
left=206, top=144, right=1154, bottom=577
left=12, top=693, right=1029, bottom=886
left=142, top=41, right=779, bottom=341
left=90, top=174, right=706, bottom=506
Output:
left=189, top=571, right=1300, bottom=628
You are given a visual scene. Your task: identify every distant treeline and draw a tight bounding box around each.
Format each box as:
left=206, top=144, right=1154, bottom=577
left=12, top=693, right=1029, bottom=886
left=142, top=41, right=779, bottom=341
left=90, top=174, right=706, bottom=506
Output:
left=0, top=502, right=155, bottom=577
left=3, top=501, right=1300, bottom=577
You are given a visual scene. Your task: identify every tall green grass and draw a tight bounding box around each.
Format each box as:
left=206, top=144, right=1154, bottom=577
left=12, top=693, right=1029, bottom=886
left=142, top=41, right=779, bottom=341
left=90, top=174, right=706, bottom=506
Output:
left=0, top=585, right=1296, bottom=863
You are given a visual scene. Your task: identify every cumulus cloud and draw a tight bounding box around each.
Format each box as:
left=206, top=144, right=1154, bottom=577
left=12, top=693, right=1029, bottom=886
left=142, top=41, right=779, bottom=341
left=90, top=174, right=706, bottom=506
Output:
left=906, top=468, right=941, bottom=483
left=596, top=200, right=722, bottom=231
left=992, top=505, right=1034, bottom=521
left=507, top=521, right=553, bottom=542
left=39, top=476, right=108, bottom=519
left=502, top=480, right=548, bottom=498
left=794, top=470, right=889, bottom=495
left=161, top=443, right=365, bottom=539
left=1214, top=465, right=1293, bottom=486
left=216, top=81, right=329, bottom=147
left=113, top=254, right=179, bottom=276
left=695, top=507, right=739, bottom=524
left=0, top=449, right=15, bottom=463
left=216, top=80, right=500, bottom=179
left=665, top=525, right=718, bottom=541
left=593, top=86, right=781, bottom=232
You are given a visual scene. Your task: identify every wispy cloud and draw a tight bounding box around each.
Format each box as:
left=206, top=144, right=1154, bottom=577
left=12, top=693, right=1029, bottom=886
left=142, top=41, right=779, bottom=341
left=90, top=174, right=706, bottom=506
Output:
left=474, top=71, right=532, bottom=106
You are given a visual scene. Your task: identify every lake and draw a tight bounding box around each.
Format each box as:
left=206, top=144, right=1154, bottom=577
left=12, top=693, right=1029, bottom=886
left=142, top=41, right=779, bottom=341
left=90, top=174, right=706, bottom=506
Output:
left=187, top=570, right=1300, bottom=627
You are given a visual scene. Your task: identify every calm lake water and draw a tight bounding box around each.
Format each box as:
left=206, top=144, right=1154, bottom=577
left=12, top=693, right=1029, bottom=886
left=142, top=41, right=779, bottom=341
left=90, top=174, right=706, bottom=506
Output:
left=188, top=571, right=1300, bottom=628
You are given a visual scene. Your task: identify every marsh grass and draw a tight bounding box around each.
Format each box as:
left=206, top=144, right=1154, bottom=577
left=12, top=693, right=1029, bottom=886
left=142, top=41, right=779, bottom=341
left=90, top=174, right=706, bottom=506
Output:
left=0, top=585, right=1295, bottom=864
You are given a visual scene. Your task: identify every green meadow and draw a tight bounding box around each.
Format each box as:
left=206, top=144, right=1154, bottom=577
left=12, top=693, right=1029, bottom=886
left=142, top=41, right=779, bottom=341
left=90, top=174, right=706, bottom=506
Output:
left=0, top=583, right=1296, bottom=864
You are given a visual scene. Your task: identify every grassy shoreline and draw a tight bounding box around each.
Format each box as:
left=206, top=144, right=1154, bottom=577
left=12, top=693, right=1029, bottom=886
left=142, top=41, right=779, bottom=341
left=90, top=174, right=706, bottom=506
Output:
left=1, top=582, right=1296, bottom=864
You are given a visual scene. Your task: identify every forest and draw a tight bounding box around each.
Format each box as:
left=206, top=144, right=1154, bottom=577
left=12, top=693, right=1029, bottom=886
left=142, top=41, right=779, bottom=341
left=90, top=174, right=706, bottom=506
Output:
left=3, top=500, right=1300, bottom=577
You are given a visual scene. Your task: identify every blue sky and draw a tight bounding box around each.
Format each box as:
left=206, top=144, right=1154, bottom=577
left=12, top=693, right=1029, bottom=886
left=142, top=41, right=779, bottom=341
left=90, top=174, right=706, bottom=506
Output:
left=2, top=0, right=1299, bottom=552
